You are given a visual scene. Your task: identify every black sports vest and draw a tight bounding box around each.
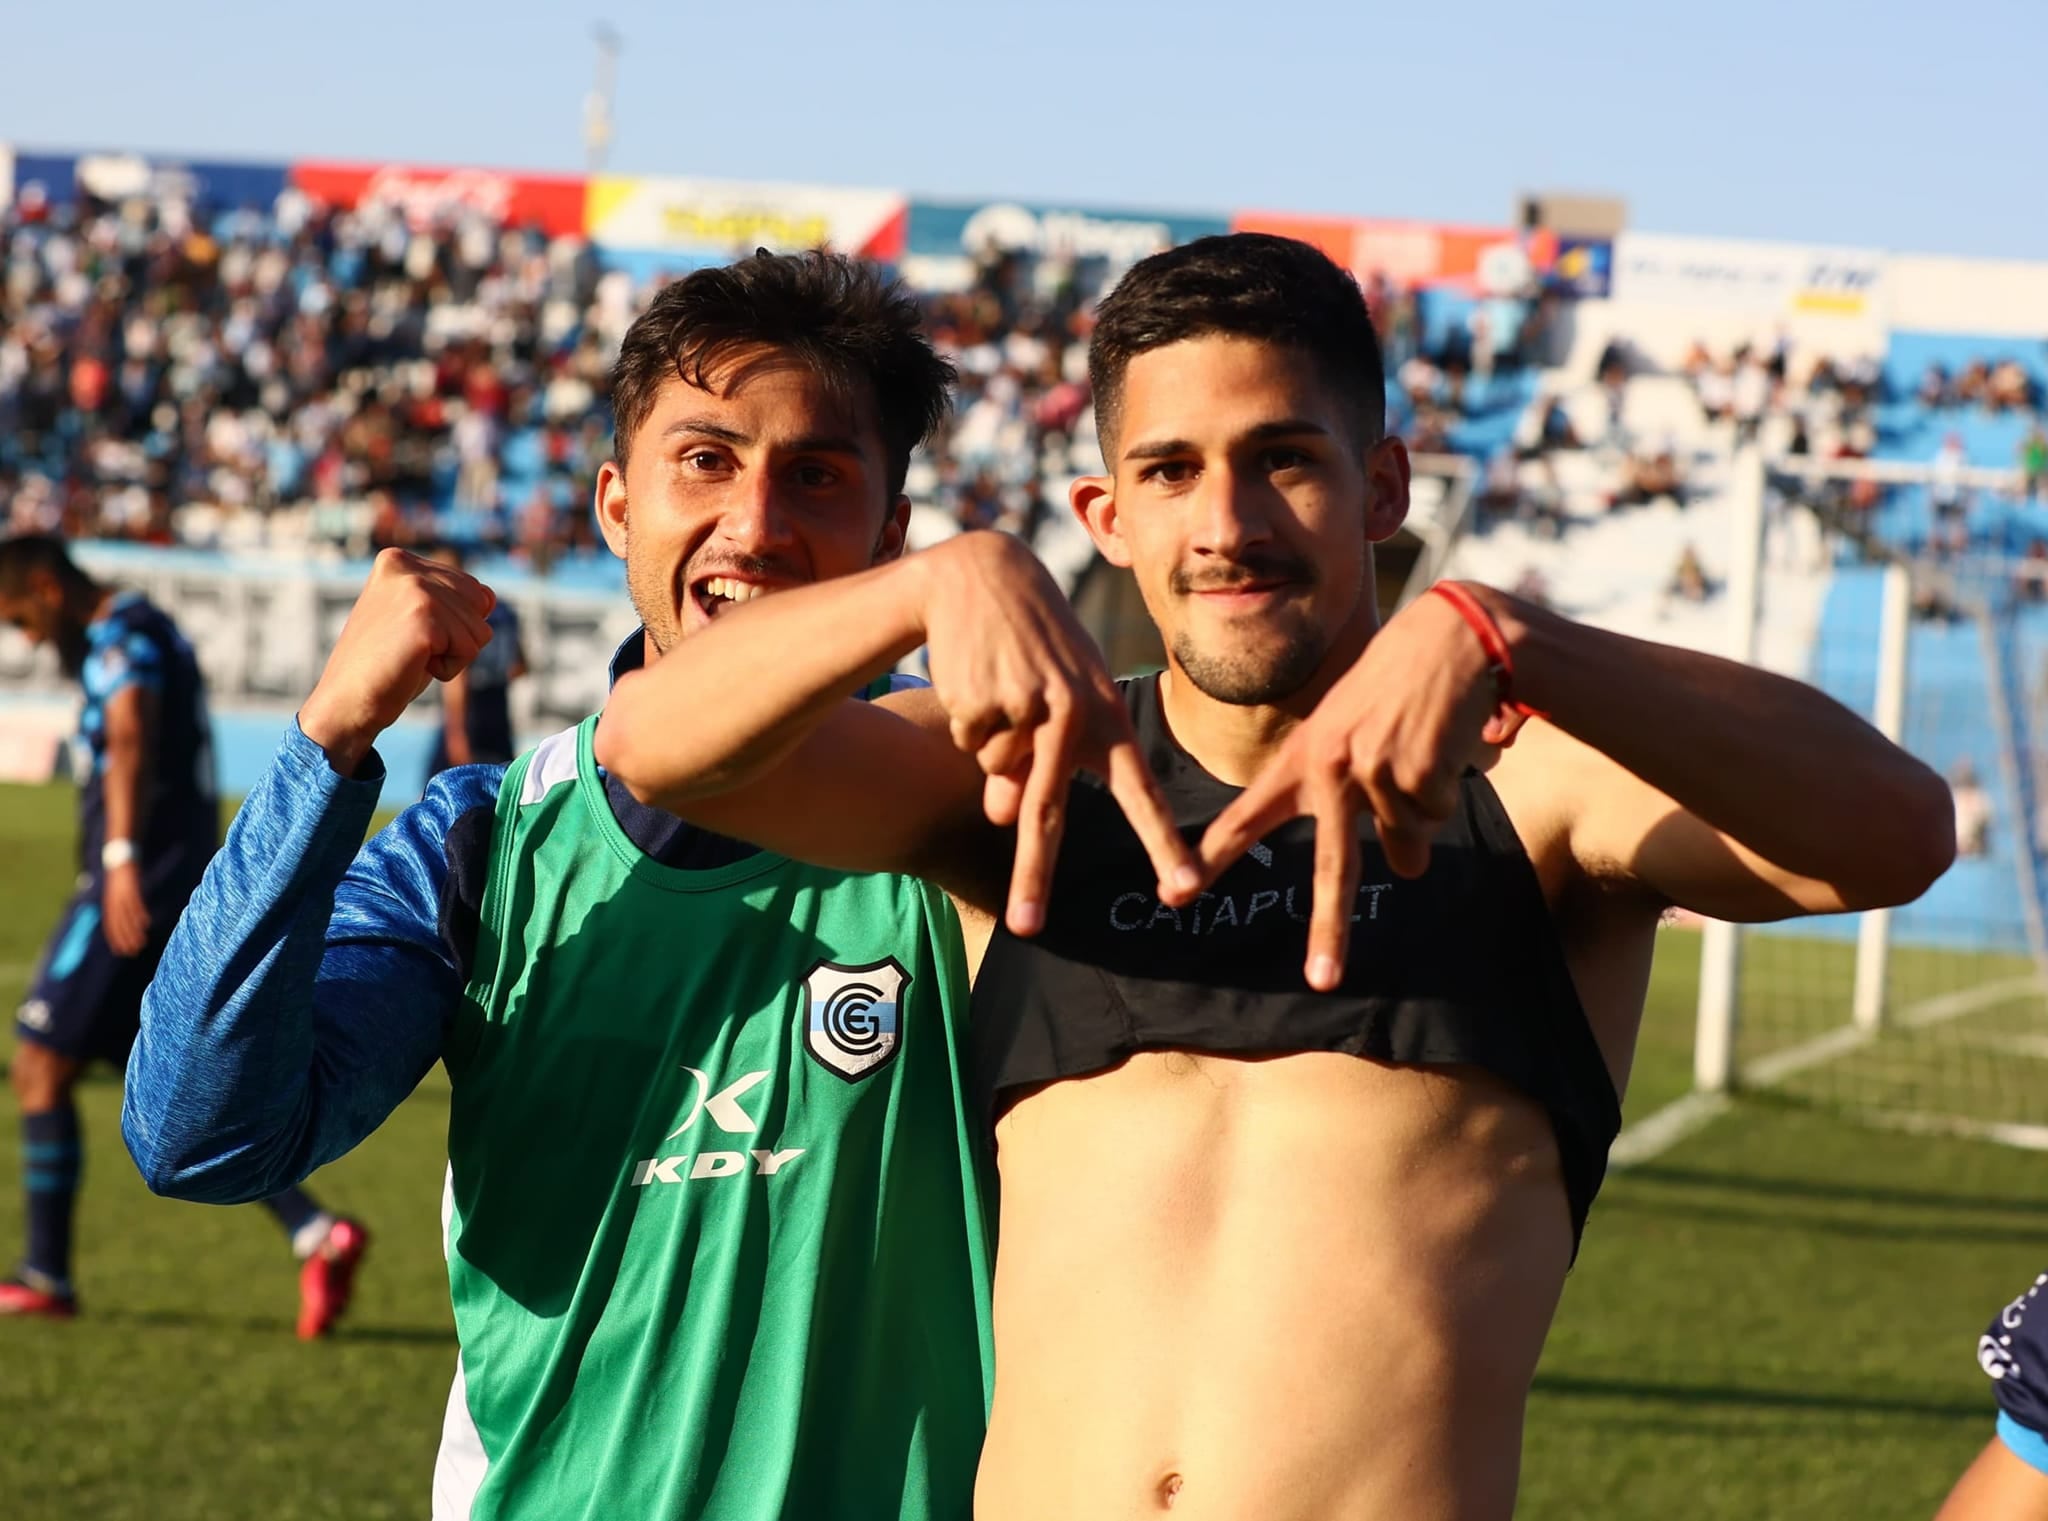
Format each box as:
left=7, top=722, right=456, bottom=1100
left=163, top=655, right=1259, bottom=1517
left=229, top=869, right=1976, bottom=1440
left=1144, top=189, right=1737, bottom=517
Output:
left=972, top=673, right=1623, bottom=1245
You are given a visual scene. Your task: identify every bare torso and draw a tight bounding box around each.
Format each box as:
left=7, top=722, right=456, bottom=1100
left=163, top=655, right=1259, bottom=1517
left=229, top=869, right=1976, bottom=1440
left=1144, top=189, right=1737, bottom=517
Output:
left=971, top=758, right=1657, bottom=1521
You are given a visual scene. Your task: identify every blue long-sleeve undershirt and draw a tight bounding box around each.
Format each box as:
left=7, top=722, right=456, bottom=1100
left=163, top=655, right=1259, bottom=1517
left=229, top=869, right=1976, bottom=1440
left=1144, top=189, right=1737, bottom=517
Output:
left=122, top=721, right=498, bottom=1202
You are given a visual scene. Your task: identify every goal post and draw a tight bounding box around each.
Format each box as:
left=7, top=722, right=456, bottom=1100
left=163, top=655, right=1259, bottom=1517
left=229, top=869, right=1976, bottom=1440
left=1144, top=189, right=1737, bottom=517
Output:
left=1678, top=450, right=2048, bottom=1145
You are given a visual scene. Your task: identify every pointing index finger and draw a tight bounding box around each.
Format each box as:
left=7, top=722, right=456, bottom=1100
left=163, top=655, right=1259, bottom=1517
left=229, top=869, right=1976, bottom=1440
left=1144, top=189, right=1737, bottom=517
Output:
left=1194, top=754, right=1302, bottom=888
left=1102, top=738, right=1199, bottom=906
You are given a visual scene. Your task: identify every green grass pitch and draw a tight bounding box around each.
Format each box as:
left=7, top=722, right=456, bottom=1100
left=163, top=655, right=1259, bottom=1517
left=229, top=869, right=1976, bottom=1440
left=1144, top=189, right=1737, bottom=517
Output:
left=0, top=782, right=2041, bottom=1519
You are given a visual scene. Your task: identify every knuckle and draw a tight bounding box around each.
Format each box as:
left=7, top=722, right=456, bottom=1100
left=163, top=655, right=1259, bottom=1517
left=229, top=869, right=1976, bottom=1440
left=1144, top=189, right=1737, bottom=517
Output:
left=1390, top=757, right=1432, bottom=795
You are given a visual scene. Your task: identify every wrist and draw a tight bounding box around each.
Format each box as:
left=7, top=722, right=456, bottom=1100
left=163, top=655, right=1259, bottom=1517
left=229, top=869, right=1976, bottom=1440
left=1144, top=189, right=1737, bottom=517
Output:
left=1430, top=581, right=1544, bottom=719
left=101, top=837, right=136, bottom=871
left=297, top=693, right=379, bottom=779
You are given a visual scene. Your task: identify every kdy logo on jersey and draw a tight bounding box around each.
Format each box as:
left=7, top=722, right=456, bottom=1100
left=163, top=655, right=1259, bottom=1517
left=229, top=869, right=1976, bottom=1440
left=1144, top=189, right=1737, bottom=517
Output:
left=804, top=958, right=908, bottom=1081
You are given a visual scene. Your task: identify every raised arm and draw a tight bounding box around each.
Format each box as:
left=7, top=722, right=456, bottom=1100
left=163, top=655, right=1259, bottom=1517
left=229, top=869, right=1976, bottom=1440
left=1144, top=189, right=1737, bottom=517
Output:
left=1200, top=582, right=1954, bottom=987
left=1471, top=587, right=1954, bottom=919
left=123, top=549, right=501, bottom=1201
left=596, top=530, right=1198, bottom=933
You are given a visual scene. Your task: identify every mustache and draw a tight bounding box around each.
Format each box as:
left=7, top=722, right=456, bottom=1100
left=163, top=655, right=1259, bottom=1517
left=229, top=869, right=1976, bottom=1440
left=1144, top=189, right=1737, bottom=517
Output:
left=1170, top=552, right=1315, bottom=597
left=681, top=552, right=805, bottom=587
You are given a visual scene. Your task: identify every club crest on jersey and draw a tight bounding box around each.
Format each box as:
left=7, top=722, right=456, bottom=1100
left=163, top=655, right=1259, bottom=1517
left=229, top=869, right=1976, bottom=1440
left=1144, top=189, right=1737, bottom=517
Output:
left=803, top=958, right=908, bottom=1081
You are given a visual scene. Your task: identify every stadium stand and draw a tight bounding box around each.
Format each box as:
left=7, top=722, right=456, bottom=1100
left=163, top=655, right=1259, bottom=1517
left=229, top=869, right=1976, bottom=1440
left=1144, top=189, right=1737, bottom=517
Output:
left=0, top=179, right=1532, bottom=592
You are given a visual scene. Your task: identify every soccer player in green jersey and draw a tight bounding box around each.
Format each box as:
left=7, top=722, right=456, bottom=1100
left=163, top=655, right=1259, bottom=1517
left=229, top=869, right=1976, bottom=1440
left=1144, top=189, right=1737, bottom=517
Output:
left=124, top=250, right=1185, bottom=1521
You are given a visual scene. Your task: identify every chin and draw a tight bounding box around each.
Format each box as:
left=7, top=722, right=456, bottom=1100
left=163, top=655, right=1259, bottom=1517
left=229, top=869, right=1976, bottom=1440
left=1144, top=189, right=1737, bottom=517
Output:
left=1172, top=637, right=1325, bottom=707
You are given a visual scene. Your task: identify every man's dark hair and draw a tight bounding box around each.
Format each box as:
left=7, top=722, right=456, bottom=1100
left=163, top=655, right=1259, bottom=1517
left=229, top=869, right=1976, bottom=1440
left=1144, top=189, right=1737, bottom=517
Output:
left=1089, top=233, right=1387, bottom=457
left=610, top=250, right=955, bottom=497
left=0, top=534, right=91, bottom=597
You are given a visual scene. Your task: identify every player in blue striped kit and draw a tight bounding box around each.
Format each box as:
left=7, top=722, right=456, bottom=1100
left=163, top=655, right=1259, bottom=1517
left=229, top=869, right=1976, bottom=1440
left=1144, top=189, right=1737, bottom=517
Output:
left=0, top=536, right=366, bottom=1334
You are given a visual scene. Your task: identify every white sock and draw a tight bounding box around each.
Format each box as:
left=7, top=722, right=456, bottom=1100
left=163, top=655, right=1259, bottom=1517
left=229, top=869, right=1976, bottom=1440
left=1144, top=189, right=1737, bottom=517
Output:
left=292, top=1212, right=337, bottom=1261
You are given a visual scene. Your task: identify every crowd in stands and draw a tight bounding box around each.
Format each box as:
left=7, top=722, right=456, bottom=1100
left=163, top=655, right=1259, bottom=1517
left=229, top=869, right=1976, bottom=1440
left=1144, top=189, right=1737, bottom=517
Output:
left=0, top=187, right=621, bottom=564
left=1, top=186, right=1533, bottom=570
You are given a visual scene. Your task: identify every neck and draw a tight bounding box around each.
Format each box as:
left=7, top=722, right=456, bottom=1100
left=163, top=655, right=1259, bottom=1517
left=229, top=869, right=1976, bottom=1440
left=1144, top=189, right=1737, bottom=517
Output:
left=1156, top=614, right=1377, bottom=788
left=76, top=580, right=115, bottom=627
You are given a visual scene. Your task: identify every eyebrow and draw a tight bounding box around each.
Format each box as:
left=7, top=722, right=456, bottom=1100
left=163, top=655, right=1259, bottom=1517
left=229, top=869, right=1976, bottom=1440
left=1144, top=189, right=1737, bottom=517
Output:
left=662, top=417, right=750, bottom=446
left=1121, top=418, right=1331, bottom=463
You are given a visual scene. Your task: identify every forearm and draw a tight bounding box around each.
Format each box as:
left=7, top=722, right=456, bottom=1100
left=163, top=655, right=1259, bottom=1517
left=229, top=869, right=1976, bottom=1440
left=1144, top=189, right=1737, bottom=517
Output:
left=598, top=552, right=930, bottom=808
left=123, top=723, right=449, bottom=1202
left=102, top=732, right=148, bottom=849
left=1478, top=585, right=1953, bottom=891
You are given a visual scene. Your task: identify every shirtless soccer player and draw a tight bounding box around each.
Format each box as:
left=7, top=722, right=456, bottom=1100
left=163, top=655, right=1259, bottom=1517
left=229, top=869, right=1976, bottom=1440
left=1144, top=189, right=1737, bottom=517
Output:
left=596, top=232, right=1957, bottom=1520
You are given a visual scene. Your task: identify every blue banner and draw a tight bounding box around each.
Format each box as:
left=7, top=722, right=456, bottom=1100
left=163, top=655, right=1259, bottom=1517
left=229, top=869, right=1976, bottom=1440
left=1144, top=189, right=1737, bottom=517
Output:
left=74, top=151, right=287, bottom=210
left=8, top=150, right=286, bottom=211
left=1545, top=237, right=1613, bottom=299
left=9, top=152, right=77, bottom=202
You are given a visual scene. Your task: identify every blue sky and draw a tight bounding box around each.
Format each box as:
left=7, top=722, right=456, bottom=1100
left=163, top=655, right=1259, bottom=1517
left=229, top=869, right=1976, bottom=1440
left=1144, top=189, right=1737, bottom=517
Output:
left=7, top=0, right=2040, bottom=258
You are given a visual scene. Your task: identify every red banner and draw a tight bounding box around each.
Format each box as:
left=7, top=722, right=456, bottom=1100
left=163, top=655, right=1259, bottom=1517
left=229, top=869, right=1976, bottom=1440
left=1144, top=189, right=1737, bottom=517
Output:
left=290, top=161, right=587, bottom=237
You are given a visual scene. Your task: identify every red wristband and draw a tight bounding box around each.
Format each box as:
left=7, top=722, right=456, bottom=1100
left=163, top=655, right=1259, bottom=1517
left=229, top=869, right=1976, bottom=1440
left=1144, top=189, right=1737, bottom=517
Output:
left=1426, top=582, right=1541, bottom=719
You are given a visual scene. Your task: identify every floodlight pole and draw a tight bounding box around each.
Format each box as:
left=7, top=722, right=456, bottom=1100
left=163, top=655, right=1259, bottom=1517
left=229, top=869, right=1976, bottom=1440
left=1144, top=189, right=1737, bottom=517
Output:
left=585, top=25, right=622, bottom=177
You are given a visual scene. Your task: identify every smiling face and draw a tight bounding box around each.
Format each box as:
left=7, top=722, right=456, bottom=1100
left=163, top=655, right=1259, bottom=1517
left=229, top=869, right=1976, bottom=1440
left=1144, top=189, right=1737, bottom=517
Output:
left=593, top=345, right=909, bottom=657
left=1073, top=334, right=1409, bottom=708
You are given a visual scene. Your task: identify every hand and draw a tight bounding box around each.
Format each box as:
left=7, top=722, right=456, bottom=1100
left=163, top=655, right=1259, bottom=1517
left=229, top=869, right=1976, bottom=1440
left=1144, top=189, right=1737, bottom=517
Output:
left=102, top=862, right=152, bottom=958
left=918, top=533, right=1198, bottom=935
left=299, top=549, right=497, bottom=776
left=1195, top=590, right=1511, bottom=991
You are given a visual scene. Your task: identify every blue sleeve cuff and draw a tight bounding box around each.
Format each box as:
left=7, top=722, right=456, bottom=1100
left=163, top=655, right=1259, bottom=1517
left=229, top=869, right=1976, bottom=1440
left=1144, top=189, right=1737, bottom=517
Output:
left=1999, top=1411, right=2048, bottom=1477
left=282, top=715, right=389, bottom=797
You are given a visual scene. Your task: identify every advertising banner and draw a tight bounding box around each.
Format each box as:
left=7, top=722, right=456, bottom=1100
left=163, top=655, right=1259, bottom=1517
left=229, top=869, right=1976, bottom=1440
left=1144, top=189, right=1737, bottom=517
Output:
left=1612, top=233, right=1884, bottom=319
left=1234, top=211, right=1545, bottom=296
left=586, top=175, right=907, bottom=260
left=1539, top=235, right=1614, bottom=299
left=1349, top=218, right=1518, bottom=288
left=1228, top=211, right=1355, bottom=266
left=8, top=152, right=76, bottom=205
left=290, top=160, right=588, bottom=237
left=74, top=152, right=287, bottom=210
left=908, top=199, right=1229, bottom=264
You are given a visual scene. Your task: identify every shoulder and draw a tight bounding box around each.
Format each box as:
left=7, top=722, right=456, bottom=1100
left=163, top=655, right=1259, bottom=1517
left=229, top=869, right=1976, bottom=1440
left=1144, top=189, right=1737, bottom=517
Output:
left=1985, top=1270, right=2048, bottom=1463
left=353, top=762, right=509, bottom=902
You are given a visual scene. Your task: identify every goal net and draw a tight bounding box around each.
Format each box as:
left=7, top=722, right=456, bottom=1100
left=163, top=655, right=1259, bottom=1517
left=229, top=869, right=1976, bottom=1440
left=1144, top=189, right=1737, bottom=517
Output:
left=1701, top=451, right=2048, bottom=1146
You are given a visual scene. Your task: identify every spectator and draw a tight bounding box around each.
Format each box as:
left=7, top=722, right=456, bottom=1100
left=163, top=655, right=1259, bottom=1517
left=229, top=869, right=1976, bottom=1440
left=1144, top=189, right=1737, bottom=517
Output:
left=1931, top=431, right=1970, bottom=550
left=1614, top=437, right=1685, bottom=509
left=2023, top=424, right=2048, bottom=505
left=1665, top=543, right=1713, bottom=605
left=1731, top=346, right=1770, bottom=447
left=1697, top=356, right=1735, bottom=426
left=2014, top=540, right=2048, bottom=603
left=1951, top=760, right=1992, bottom=859
left=1991, top=359, right=2034, bottom=412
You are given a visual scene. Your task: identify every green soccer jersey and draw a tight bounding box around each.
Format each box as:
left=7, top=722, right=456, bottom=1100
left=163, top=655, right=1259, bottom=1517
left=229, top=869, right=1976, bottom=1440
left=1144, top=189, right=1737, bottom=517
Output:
left=436, top=716, right=995, bottom=1521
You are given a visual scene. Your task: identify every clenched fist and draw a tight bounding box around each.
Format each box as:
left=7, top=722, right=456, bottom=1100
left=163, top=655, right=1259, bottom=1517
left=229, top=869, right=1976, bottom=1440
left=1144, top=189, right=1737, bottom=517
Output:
left=299, top=548, right=498, bottom=777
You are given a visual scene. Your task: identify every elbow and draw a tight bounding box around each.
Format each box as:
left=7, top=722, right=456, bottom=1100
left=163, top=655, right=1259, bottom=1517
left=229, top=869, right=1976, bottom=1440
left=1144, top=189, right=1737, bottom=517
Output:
left=121, top=1101, right=291, bottom=1205
left=592, top=697, right=670, bottom=808
left=121, top=1102, right=196, bottom=1200
left=1859, top=763, right=1958, bottom=908
left=595, top=681, right=734, bottom=809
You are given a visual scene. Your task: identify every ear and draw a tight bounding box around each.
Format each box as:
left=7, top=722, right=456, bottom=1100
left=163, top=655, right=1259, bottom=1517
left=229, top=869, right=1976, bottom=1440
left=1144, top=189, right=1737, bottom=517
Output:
left=594, top=459, right=630, bottom=560
left=1070, top=474, right=1134, bottom=569
left=873, top=495, right=911, bottom=566
left=1363, top=435, right=1412, bottom=545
